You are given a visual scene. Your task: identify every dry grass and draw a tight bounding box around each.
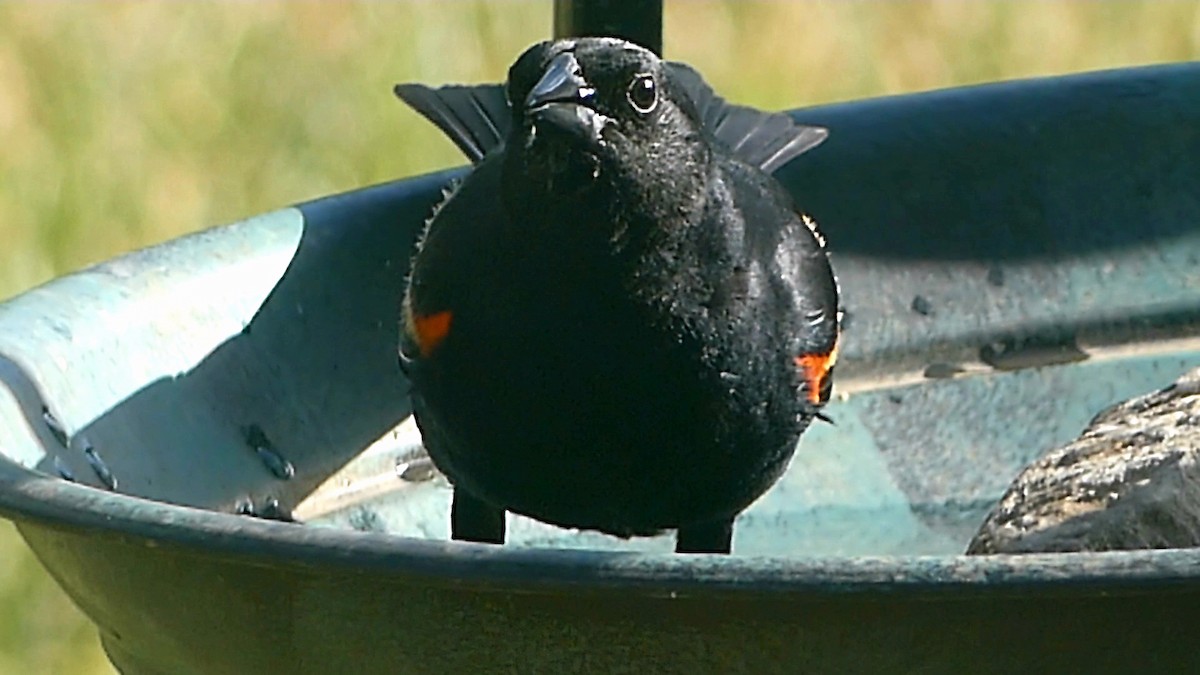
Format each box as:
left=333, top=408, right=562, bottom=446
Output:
left=0, top=2, right=1197, bottom=672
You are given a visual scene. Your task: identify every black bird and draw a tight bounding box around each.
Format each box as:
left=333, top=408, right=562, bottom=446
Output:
left=395, top=37, right=839, bottom=554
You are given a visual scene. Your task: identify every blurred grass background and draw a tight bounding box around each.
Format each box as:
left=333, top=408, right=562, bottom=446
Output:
left=0, top=1, right=1197, bottom=672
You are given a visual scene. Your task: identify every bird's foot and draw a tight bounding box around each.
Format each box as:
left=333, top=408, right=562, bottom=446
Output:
left=451, top=487, right=506, bottom=544
left=675, top=517, right=734, bottom=554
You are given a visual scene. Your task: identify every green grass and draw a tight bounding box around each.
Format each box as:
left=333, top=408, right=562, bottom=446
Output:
left=0, top=2, right=1197, bottom=672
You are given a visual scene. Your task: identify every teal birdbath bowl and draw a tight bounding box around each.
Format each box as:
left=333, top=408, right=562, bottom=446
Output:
left=2, top=63, right=1200, bottom=673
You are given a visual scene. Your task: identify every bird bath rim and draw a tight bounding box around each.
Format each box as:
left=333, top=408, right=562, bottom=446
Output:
left=5, top=453, right=1200, bottom=598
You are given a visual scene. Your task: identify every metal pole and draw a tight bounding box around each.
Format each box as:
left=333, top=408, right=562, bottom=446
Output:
left=553, top=0, right=664, bottom=55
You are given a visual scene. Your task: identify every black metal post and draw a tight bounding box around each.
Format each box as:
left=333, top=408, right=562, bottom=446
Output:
left=553, top=0, right=663, bottom=55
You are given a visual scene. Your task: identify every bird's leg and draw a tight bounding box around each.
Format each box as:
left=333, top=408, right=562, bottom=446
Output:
left=675, top=516, right=734, bottom=554
left=451, top=487, right=506, bottom=544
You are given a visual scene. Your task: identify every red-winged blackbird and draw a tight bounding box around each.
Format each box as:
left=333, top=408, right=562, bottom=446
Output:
left=395, top=37, right=840, bottom=554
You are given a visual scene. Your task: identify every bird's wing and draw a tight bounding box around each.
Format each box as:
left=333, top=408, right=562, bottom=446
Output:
left=394, top=83, right=511, bottom=164
left=665, top=62, right=828, bottom=174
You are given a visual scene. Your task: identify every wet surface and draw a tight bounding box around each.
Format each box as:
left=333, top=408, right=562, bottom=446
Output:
left=82, top=442, right=117, bottom=491
left=980, top=335, right=1089, bottom=370
left=243, top=424, right=296, bottom=481
left=296, top=348, right=1200, bottom=557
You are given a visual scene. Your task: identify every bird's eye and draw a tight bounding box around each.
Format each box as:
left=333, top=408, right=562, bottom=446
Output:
left=626, top=74, right=658, bottom=113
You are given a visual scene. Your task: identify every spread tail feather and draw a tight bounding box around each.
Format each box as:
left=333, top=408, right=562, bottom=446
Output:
left=665, top=62, right=828, bottom=173
left=395, top=62, right=828, bottom=173
left=394, top=83, right=510, bottom=164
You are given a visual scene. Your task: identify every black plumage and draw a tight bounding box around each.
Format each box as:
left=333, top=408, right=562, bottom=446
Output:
left=395, top=37, right=839, bottom=554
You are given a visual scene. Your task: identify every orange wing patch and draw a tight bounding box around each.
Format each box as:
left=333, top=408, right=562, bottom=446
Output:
left=412, top=310, right=454, bottom=357
left=794, top=338, right=840, bottom=404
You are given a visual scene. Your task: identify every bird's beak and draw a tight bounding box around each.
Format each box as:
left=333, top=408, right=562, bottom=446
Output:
left=524, top=52, right=607, bottom=145
left=526, top=52, right=590, bottom=109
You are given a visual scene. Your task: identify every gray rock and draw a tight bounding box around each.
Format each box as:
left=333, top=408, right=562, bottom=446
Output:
left=967, top=366, right=1200, bottom=555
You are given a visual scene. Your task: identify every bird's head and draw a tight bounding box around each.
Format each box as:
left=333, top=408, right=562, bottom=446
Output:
left=501, top=38, right=710, bottom=221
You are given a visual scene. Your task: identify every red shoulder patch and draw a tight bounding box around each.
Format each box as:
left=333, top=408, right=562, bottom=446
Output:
left=412, top=310, right=454, bottom=357
left=794, top=339, right=840, bottom=404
